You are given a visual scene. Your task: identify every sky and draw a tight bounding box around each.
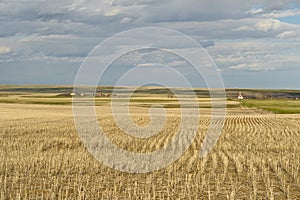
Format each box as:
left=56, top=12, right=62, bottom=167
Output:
left=0, top=0, right=300, bottom=89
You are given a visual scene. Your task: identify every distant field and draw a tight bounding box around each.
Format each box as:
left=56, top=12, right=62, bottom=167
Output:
left=1, top=85, right=299, bottom=112
left=241, top=99, right=300, bottom=114
left=0, top=85, right=235, bottom=108
left=0, top=85, right=299, bottom=112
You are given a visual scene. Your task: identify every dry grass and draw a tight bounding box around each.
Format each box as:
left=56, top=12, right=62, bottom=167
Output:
left=0, top=99, right=300, bottom=199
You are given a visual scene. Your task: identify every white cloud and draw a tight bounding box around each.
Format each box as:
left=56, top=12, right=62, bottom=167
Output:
left=255, top=19, right=282, bottom=32
left=276, top=30, right=297, bottom=39
left=64, top=0, right=86, bottom=11
left=228, top=63, right=247, bottom=70
left=228, top=63, right=275, bottom=71
left=235, top=18, right=300, bottom=36
left=208, top=39, right=300, bottom=73
left=0, top=46, right=11, bottom=54
left=20, top=34, right=77, bottom=42
left=137, top=63, right=169, bottom=68
left=104, top=7, right=121, bottom=16
left=262, top=9, right=300, bottom=18
left=235, top=25, right=255, bottom=31
left=246, top=8, right=264, bottom=15
left=120, top=17, right=132, bottom=24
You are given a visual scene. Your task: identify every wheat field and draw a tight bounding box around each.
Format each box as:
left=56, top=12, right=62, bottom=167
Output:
left=0, top=95, right=300, bottom=199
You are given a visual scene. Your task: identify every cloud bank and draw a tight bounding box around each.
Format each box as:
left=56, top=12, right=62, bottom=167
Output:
left=0, top=0, right=299, bottom=88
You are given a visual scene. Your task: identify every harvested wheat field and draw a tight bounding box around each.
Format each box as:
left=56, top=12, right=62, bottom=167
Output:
left=0, top=90, right=300, bottom=199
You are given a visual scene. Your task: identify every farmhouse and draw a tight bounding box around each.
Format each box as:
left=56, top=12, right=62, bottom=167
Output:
left=237, top=92, right=244, bottom=100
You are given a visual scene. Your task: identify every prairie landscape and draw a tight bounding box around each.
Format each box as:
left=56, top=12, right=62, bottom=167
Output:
left=0, top=85, right=300, bottom=199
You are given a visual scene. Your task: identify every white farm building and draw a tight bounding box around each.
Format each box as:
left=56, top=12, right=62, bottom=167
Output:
left=237, top=92, right=244, bottom=100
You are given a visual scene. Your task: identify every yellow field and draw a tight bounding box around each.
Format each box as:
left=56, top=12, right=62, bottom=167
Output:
left=0, top=98, right=300, bottom=199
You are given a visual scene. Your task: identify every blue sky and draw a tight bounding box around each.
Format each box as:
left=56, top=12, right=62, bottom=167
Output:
left=0, top=0, right=299, bottom=89
left=279, top=15, right=300, bottom=24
